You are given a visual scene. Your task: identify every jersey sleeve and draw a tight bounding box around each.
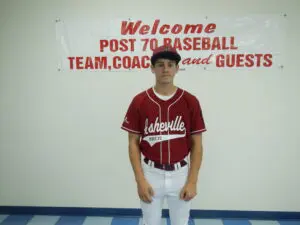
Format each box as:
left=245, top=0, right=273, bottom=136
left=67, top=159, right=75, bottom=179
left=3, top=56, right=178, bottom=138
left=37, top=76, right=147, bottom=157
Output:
left=190, top=98, right=206, bottom=134
left=121, top=97, right=141, bottom=134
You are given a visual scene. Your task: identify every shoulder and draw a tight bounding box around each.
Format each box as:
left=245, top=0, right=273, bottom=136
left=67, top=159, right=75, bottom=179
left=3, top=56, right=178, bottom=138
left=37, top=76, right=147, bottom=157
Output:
left=180, top=88, right=200, bottom=104
left=129, top=88, right=151, bottom=106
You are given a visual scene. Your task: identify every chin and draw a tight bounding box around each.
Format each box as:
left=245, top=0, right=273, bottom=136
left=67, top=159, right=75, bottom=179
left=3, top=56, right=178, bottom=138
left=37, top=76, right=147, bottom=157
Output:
left=159, top=80, right=172, bottom=85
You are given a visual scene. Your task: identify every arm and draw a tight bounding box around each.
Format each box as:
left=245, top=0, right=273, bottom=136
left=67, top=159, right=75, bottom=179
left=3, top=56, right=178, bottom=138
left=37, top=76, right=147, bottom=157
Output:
left=128, top=132, right=154, bottom=203
left=128, top=132, right=145, bottom=183
left=187, top=133, right=203, bottom=184
left=180, top=133, right=203, bottom=201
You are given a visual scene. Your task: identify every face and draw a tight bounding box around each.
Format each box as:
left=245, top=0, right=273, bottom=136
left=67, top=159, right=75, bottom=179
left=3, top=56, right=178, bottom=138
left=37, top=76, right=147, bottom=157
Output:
left=151, top=59, right=179, bottom=85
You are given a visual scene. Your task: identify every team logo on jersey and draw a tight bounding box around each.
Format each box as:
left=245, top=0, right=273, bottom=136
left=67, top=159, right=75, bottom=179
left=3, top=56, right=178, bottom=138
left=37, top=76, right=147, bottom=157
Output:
left=143, top=116, right=186, bottom=146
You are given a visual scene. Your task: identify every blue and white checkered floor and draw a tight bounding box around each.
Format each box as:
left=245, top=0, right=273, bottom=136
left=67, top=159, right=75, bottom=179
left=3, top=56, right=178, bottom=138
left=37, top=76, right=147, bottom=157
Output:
left=0, top=215, right=299, bottom=225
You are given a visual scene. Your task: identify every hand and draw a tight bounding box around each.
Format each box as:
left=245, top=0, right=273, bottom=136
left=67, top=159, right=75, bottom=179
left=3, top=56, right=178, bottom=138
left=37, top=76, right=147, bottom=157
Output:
left=180, top=182, right=197, bottom=201
left=137, top=179, right=154, bottom=203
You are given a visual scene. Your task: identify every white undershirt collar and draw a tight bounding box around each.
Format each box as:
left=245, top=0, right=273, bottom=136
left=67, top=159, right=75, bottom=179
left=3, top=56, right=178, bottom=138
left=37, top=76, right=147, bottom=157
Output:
left=152, top=87, right=177, bottom=101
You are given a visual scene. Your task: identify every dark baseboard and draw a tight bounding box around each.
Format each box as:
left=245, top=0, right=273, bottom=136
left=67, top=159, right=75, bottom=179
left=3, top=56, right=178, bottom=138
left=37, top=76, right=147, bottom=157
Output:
left=0, top=206, right=299, bottom=220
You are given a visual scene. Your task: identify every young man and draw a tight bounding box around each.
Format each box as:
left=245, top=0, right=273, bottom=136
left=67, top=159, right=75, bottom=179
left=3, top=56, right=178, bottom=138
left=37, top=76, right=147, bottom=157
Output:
left=121, top=45, right=206, bottom=225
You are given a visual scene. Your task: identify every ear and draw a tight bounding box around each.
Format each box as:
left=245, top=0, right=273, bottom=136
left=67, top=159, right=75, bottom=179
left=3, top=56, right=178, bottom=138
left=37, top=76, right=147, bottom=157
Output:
left=176, top=64, right=179, bottom=73
left=151, top=64, right=155, bottom=73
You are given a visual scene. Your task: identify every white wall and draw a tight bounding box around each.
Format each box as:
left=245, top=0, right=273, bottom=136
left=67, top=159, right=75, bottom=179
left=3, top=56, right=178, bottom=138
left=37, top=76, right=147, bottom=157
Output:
left=0, top=0, right=299, bottom=212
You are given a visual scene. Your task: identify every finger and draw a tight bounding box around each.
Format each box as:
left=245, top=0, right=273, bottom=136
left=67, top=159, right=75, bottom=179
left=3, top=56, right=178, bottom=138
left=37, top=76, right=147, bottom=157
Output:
left=184, top=192, right=190, bottom=201
left=138, top=193, right=143, bottom=201
left=140, top=193, right=150, bottom=203
left=140, top=192, right=149, bottom=203
left=180, top=189, right=185, bottom=199
left=145, top=193, right=152, bottom=203
left=185, top=195, right=192, bottom=201
left=139, top=195, right=145, bottom=202
left=141, top=195, right=147, bottom=203
left=149, top=187, right=154, bottom=196
left=186, top=193, right=196, bottom=201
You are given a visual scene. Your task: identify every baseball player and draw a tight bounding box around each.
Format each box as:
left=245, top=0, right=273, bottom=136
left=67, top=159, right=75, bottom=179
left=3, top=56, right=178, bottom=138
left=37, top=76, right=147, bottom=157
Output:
left=121, top=45, right=206, bottom=225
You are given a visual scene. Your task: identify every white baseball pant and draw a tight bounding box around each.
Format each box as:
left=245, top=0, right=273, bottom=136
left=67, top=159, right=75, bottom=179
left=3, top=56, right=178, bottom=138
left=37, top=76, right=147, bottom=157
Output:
left=140, top=157, right=191, bottom=225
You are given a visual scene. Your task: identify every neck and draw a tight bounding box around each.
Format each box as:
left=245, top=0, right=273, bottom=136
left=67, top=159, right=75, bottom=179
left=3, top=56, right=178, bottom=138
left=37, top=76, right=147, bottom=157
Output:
left=154, top=83, right=177, bottom=96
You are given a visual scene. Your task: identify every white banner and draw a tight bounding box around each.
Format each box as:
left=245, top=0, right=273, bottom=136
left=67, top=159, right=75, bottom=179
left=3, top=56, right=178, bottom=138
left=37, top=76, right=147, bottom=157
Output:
left=55, top=14, right=287, bottom=72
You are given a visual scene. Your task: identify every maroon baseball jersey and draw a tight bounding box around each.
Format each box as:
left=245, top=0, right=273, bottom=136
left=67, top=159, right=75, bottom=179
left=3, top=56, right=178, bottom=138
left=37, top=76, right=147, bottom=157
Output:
left=121, top=87, right=206, bottom=164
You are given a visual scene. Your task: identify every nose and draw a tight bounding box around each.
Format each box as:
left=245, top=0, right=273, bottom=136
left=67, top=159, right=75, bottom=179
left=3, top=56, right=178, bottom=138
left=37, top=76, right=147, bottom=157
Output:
left=162, top=64, right=169, bottom=72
